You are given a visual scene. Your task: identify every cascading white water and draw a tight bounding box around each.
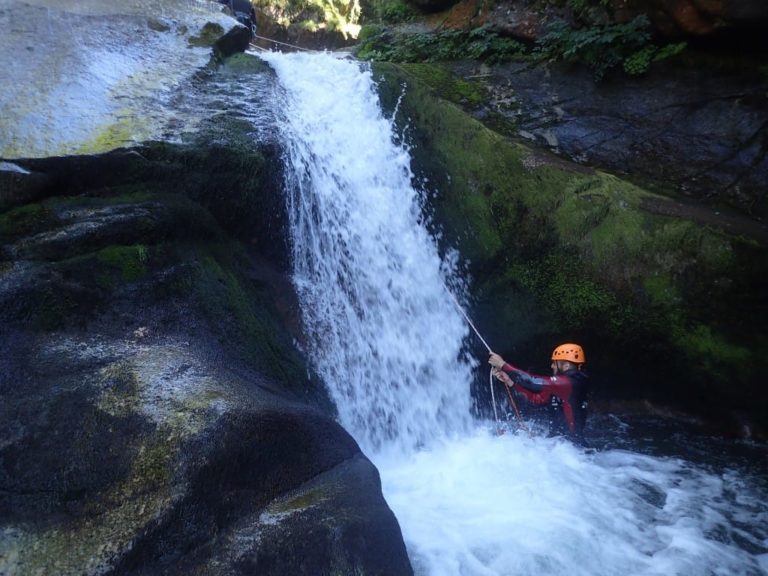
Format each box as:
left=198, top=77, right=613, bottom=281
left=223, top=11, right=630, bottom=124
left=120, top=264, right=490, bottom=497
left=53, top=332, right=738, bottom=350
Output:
left=260, top=51, right=475, bottom=454
left=259, top=51, right=768, bottom=576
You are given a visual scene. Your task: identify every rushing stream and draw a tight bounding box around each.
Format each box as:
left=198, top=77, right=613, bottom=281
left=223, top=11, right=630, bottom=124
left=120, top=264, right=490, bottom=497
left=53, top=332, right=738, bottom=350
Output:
left=259, top=50, right=768, bottom=576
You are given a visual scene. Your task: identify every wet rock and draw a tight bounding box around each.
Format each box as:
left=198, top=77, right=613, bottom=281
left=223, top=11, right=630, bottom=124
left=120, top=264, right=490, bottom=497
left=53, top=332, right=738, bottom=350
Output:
left=214, top=21, right=253, bottom=56
left=448, top=58, right=768, bottom=219
left=0, top=0, right=249, bottom=159
left=0, top=142, right=412, bottom=575
left=0, top=163, right=51, bottom=211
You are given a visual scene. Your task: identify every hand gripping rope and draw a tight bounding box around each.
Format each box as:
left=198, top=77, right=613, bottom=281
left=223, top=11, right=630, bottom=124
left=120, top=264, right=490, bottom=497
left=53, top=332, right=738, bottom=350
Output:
left=446, top=290, right=527, bottom=433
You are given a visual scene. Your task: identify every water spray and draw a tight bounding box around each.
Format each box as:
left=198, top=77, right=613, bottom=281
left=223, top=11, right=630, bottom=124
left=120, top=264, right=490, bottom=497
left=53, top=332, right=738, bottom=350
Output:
left=445, top=289, right=527, bottom=433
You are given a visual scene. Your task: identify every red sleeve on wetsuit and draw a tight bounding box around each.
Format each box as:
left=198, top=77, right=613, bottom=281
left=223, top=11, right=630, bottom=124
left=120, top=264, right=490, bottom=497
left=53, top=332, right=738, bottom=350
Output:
left=501, top=364, right=550, bottom=405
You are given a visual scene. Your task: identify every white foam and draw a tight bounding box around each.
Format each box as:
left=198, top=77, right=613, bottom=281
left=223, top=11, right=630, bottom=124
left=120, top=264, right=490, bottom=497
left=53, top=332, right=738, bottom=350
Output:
left=376, top=429, right=766, bottom=575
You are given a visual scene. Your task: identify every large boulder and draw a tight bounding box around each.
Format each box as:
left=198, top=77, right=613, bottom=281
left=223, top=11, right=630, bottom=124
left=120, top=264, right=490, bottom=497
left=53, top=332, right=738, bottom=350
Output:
left=0, top=142, right=413, bottom=575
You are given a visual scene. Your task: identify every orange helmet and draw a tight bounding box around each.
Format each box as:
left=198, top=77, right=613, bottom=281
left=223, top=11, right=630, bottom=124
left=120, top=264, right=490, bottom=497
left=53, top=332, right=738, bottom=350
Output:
left=551, top=343, right=585, bottom=364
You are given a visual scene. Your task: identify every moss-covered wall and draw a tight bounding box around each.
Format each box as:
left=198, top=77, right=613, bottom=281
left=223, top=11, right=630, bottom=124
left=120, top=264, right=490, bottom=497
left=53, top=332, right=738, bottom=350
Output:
left=373, top=62, right=768, bottom=435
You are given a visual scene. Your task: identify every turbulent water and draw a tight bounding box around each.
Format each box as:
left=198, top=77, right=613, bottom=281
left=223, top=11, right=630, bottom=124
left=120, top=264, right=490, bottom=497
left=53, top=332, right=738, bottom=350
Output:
left=260, top=50, right=768, bottom=576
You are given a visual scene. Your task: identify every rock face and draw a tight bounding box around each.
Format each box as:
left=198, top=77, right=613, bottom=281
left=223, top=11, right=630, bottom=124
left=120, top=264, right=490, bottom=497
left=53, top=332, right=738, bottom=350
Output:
left=0, top=141, right=413, bottom=575
left=451, top=57, right=768, bottom=220
left=0, top=0, right=249, bottom=158
left=362, top=0, right=766, bottom=439
left=373, top=62, right=768, bottom=439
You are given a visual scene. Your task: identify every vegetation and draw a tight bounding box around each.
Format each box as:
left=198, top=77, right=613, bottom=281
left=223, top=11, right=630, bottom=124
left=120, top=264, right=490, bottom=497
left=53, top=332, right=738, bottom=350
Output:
left=362, top=0, right=417, bottom=23
left=536, top=16, right=686, bottom=79
left=394, top=63, right=488, bottom=106
left=253, top=0, right=362, bottom=37
left=358, top=27, right=526, bottom=63
left=356, top=0, right=686, bottom=79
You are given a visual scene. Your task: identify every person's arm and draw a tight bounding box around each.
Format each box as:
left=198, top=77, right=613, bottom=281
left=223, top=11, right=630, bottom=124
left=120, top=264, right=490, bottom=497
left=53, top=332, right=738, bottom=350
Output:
left=502, top=365, right=551, bottom=405
left=489, top=353, right=550, bottom=404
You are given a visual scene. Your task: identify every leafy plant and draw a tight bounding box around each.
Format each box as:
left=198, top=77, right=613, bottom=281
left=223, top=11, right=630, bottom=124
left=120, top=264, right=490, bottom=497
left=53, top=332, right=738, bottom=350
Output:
left=536, top=16, right=686, bottom=79
left=380, top=0, right=417, bottom=23
left=358, top=28, right=525, bottom=64
left=253, top=0, right=361, bottom=36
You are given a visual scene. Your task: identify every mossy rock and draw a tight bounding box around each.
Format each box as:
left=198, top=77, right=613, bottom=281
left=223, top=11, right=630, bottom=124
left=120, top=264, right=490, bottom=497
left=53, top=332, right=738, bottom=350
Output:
left=222, top=52, right=273, bottom=75
left=373, top=61, right=768, bottom=434
left=0, top=203, right=58, bottom=240
left=189, top=22, right=226, bottom=47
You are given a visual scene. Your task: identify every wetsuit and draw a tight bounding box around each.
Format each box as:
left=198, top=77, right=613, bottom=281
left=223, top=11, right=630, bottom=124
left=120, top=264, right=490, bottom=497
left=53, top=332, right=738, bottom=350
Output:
left=500, top=363, right=590, bottom=443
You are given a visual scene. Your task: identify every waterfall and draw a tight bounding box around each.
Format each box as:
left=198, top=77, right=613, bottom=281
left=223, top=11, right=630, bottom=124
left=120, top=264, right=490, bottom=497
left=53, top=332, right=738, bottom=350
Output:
left=260, top=51, right=475, bottom=454
left=259, top=51, right=768, bottom=576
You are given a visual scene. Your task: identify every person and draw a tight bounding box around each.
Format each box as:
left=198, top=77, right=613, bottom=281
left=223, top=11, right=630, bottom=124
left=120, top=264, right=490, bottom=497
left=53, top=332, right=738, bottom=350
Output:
left=488, top=343, right=590, bottom=443
left=218, top=0, right=258, bottom=37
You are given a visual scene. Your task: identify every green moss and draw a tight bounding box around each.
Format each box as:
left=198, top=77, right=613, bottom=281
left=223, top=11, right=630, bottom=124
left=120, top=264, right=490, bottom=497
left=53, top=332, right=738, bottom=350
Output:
left=97, top=245, right=149, bottom=282
left=270, top=487, right=330, bottom=513
left=74, top=117, right=145, bottom=155
left=642, top=275, right=680, bottom=309
left=671, top=323, right=751, bottom=382
left=510, top=253, right=623, bottom=331
left=0, top=203, right=57, bottom=239
left=189, top=22, right=225, bottom=47
left=189, top=244, right=308, bottom=392
left=398, top=63, right=487, bottom=106
left=222, top=53, right=272, bottom=75
left=552, top=177, right=610, bottom=240
left=696, top=232, right=734, bottom=269
left=147, top=18, right=171, bottom=33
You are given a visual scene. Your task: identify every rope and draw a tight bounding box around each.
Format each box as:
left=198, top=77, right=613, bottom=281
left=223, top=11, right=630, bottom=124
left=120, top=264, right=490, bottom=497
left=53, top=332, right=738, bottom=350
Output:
left=447, top=289, right=529, bottom=432
left=488, top=368, right=500, bottom=423
left=249, top=33, right=318, bottom=52
left=446, top=290, right=492, bottom=354
left=502, top=374, right=530, bottom=434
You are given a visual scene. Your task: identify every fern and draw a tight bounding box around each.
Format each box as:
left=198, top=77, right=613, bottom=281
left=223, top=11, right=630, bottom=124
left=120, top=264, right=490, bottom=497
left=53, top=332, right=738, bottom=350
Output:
left=358, top=28, right=525, bottom=64
left=537, top=16, right=684, bottom=79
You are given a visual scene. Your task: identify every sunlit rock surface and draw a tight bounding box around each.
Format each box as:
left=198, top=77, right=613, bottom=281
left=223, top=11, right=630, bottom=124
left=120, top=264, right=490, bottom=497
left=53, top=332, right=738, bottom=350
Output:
left=0, top=0, right=243, bottom=158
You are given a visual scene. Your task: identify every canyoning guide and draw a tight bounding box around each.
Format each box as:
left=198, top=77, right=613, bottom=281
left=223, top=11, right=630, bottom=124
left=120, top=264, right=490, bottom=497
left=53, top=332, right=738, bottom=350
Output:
left=489, top=344, right=590, bottom=443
